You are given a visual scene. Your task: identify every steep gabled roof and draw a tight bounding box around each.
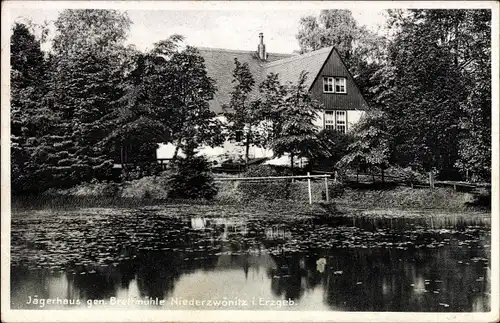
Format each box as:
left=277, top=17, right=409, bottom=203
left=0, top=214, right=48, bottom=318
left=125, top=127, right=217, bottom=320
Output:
left=197, top=47, right=295, bottom=114
left=264, top=46, right=333, bottom=90
left=197, top=45, right=364, bottom=114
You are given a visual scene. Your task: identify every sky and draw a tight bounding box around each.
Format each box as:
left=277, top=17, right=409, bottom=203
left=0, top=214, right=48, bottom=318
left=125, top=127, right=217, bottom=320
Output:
left=9, top=5, right=388, bottom=54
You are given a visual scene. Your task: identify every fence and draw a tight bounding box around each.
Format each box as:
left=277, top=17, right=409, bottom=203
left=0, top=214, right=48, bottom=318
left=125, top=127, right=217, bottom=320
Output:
left=311, top=169, right=490, bottom=192
left=214, top=173, right=330, bottom=204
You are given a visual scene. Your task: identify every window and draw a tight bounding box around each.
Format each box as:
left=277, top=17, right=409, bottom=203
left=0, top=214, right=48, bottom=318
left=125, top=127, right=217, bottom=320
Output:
left=325, top=111, right=335, bottom=130
left=336, top=111, right=346, bottom=133
left=323, top=77, right=347, bottom=93
left=235, top=130, right=243, bottom=143
left=323, top=77, right=334, bottom=93
left=335, top=78, right=346, bottom=93
left=324, top=110, right=347, bottom=133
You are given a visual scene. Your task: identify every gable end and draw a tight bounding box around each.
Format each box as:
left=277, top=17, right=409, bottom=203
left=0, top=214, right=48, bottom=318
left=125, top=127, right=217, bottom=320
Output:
left=309, top=47, right=370, bottom=111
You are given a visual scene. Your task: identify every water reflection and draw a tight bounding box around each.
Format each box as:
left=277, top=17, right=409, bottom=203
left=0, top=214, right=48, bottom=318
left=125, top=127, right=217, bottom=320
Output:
left=11, top=207, right=490, bottom=311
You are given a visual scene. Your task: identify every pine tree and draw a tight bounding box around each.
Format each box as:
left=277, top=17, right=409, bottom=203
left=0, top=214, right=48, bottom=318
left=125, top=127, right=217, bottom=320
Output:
left=10, top=22, right=55, bottom=193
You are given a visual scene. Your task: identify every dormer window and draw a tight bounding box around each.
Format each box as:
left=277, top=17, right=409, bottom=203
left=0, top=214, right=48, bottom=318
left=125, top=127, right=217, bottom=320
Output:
left=323, top=77, right=347, bottom=94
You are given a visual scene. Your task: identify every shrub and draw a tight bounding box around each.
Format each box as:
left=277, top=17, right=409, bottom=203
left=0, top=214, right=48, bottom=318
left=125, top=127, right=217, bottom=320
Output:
left=385, top=165, right=427, bottom=184
left=51, top=180, right=120, bottom=197
left=121, top=176, right=169, bottom=199
left=215, top=180, right=243, bottom=203
left=167, top=156, right=218, bottom=199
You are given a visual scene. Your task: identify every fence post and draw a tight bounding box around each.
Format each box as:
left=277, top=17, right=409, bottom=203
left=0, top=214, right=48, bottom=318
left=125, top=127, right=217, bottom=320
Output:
left=324, top=176, right=329, bottom=202
left=307, top=172, right=312, bottom=205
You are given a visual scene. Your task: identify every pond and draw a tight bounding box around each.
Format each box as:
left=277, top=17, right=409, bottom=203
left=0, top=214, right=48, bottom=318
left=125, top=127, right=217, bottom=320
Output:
left=10, top=205, right=491, bottom=312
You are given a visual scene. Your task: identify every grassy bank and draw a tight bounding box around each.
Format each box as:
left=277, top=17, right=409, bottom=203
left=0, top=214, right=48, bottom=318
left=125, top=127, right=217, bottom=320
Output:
left=11, top=173, right=490, bottom=214
left=335, top=186, right=488, bottom=211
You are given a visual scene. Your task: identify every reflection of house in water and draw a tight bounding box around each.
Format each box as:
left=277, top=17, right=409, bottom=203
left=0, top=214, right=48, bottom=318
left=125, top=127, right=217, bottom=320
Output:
left=265, top=225, right=292, bottom=240
left=190, top=217, right=248, bottom=239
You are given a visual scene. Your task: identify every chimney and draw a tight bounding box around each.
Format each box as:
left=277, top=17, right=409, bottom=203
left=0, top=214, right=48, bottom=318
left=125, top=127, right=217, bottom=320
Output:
left=257, top=32, right=266, bottom=60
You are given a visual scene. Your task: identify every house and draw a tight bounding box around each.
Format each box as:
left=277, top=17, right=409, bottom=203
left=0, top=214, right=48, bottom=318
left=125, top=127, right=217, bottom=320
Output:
left=157, top=33, right=369, bottom=163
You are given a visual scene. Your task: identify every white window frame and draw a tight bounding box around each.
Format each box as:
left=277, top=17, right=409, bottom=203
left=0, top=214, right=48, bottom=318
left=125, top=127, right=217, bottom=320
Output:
left=335, top=110, right=347, bottom=133
left=323, top=77, right=347, bottom=94
left=324, top=110, right=347, bottom=133
left=323, top=77, right=334, bottom=93
left=335, top=77, right=347, bottom=93
left=325, top=111, right=335, bottom=130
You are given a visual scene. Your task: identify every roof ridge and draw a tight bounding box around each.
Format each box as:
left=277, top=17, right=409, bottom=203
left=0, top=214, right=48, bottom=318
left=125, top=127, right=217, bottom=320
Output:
left=264, top=46, right=333, bottom=67
left=196, top=46, right=294, bottom=57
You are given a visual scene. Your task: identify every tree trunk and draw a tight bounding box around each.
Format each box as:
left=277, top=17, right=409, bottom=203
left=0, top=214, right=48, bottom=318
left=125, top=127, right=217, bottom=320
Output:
left=381, top=166, right=385, bottom=183
left=371, top=166, right=375, bottom=182
left=245, top=131, right=250, bottom=168
left=356, top=167, right=359, bottom=183
left=120, top=145, right=126, bottom=179
left=290, top=154, right=295, bottom=181
left=172, top=138, right=182, bottom=161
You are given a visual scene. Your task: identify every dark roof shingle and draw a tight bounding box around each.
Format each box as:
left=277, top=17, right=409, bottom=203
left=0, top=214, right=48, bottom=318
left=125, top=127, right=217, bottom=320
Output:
left=264, top=47, right=332, bottom=90
left=197, top=46, right=333, bottom=114
left=197, top=48, right=271, bottom=114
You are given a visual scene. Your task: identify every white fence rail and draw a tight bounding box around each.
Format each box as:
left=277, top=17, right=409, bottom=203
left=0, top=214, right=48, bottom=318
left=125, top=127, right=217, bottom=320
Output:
left=213, top=173, right=330, bottom=204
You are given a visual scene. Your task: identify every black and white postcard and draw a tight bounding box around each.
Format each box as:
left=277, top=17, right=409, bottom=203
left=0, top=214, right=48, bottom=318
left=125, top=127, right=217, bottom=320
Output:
left=1, top=1, right=499, bottom=322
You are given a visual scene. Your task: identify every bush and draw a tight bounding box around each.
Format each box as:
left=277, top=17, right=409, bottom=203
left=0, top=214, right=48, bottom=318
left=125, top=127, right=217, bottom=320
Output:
left=309, top=130, right=354, bottom=171
left=167, top=156, right=218, bottom=200
left=215, top=180, right=243, bottom=203
left=121, top=175, right=169, bottom=199
left=47, top=180, right=120, bottom=198
left=385, top=165, right=427, bottom=184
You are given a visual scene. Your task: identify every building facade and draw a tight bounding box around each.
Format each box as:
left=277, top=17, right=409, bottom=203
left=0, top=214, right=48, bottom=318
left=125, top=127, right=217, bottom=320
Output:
left=157, top=34, right=369, bottom=162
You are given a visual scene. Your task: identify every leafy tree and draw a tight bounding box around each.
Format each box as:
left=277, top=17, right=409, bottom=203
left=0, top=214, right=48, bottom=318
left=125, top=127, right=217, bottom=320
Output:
left=52, top=9, right=131, bottom=58
left=103, top=37, right=184, bottom=178
left=224, top=58, right=267, bottom=165
left=50, top=9, right=132, bottom=182
left=166, top=46, right=224, bottom=160
left=268, top=72, right=323, bottom=172
left=296, top=10, right=387, bottom=103
left=453, top=10, right=491, bottom=182
left=106, top=36, right=223, bottom=177
left=339, top=110, right=391, bottom=182
left=258, top=73, right=288, bottom=145
left=372, top=9, right=491, bottom=180
left=309, top=130, right=353, bottom=172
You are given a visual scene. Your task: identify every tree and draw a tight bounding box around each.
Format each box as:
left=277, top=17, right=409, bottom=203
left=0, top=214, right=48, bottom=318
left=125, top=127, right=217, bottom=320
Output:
left=164, top=46, right=224, bottom=160
left=224, top=58, right=267, bottom=166
left=339, top=110, right=391, bottom=182
left=297, top=10, right=358, bottom=60
left=453, top=10, right=491, bottom=182
left=52, top=9, right=131, bottom=58
left=372, top=9, right=491, bottom=180
left=50, top=9, right=132, bottom=182
left=10, top=22, right=53, bottom=193
left=267, top=71, right=323, bottom=172
left=103, top=37, right=183, bottom=178
left=308, top=130, right=353, bottom=172
left=296, top=10, right=387, bottom=104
